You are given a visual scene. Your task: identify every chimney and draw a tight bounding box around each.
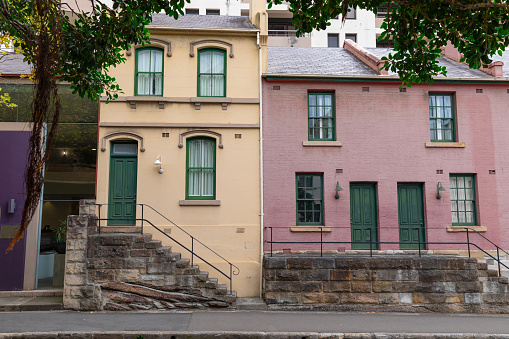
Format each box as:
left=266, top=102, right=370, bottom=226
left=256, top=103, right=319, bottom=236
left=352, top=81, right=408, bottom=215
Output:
left=442, top=41, right=504, bottom=77
left=249, top=0, right=268, bottom=73
left=343, top=39, right=388, bottom=75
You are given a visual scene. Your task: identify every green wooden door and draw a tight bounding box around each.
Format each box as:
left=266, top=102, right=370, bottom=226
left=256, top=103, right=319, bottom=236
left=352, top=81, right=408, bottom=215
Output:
left=108, top=142, right=138, bottom=225
left=350, top=183, right=378, bottom=249
left=398, top=183, right=425, bottom=249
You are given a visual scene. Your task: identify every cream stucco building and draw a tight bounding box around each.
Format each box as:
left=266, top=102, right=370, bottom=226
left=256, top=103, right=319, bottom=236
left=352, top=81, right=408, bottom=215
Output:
left=96, top=6, right=267, bottom=297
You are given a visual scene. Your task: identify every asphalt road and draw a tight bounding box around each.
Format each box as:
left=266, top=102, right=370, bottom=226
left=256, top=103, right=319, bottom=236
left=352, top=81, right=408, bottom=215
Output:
left=1, top=310, right=509, bottom=334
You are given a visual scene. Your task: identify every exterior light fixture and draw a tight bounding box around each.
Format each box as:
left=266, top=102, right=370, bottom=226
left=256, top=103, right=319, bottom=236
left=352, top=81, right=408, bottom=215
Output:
left=335, top=181, right=343, bottom=199
left=437, top=182, right=446, bottom=199
left=154, top=155, right=163, bottom=174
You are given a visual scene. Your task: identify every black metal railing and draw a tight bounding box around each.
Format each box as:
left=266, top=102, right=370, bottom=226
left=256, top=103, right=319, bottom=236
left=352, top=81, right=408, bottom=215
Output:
left=265, top=226, right=509, bottom=277
left=94, top=203, right=240, bottom=294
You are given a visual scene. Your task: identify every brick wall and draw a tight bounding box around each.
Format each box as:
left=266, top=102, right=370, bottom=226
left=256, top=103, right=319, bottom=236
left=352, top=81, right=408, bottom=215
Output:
left=262, top=80, right=509, bottom=251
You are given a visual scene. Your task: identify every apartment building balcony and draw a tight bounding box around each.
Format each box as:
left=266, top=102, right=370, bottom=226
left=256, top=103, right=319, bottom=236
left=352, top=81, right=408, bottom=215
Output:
left=267, top=30, right=311, bottom=47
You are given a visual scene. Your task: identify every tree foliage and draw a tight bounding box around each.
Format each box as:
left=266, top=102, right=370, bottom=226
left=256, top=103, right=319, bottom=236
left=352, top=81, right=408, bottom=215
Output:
left=268, top=0, right=509, bottom=84
left=0, top=0, right=189, bottom=251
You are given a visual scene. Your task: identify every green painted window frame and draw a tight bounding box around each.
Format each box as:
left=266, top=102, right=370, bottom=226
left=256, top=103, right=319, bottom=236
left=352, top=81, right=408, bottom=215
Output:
left=429, top=93, right=455, bottom=142
left=450, top=174, right=477, bottom=226
left=110, top=140, right=138, bottom=157
left=296, top=173, right=324, bottom=226
left=135, top=47, right=164, bottom=96
left=197, top=48, right=226, bottom=97
left=307, top=92, right=335, bottom=141
left=186, top=137, right=216, bottom=200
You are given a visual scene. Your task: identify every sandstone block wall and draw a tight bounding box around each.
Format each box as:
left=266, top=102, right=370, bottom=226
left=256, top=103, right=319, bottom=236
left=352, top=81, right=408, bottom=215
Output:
left=63, top=204, right=235, bottom=311
left=263, top=255, right=509, bottom=313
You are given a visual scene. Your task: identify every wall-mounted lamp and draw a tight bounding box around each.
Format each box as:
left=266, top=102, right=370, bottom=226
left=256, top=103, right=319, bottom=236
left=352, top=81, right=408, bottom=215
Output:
left=437, top=182, right=446, bottom=199
left=335, top=181, right=343, bottom=199
left=154, top=155, right=163, bottom=174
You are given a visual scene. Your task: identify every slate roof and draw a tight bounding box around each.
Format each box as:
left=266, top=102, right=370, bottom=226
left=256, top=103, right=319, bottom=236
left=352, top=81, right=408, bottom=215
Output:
left=267, top=47, right=377, bottom=76
left=149, top=14, right=257, bottom=30
left=365, top=48, right=489, bottom=79
left=0, top=53, right=31, bottom=75
left=267, top=46, right=509, bottom=80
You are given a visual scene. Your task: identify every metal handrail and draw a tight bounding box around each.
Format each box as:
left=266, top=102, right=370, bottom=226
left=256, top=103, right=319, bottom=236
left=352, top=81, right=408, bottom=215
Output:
left=268, top=30, right=311, bottom=37
left=94, top=203, right=240, bottom=293
left=265, top=226, right=509, bottom=277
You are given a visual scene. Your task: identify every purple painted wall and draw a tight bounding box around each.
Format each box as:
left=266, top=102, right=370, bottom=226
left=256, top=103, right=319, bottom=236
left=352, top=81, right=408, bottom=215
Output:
left=262, top=80, right=509, bottom=252
left=0, top=130, right=30, bottom=290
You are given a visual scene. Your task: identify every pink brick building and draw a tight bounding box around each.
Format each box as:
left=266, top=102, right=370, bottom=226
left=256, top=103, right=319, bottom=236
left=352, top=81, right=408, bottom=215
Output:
left=262, top=42, right=509, bottom=253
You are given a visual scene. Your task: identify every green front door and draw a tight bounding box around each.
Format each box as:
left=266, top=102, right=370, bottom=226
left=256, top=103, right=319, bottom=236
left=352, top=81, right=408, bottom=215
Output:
left=350, top=183, right=378, bottom=249
left=108, top=142, right=138, bottom=225
left=398, top=183, right=425, bottom=249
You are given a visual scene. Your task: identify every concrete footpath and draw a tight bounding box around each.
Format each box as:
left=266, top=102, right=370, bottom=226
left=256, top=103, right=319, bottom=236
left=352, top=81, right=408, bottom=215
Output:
left=1, top=310, right=509, bottom=338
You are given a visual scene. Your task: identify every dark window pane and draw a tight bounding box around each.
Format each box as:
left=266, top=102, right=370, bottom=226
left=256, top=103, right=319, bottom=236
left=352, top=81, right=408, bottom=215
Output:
left=328, top=34, right=339, bottom=48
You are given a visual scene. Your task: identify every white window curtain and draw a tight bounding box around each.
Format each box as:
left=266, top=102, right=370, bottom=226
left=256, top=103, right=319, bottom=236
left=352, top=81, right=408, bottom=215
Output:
left=137, top=49, right=162, bottom=95
left=199, top=50, right=225, bottom=96
left=188, top=139, right=214, bottom=197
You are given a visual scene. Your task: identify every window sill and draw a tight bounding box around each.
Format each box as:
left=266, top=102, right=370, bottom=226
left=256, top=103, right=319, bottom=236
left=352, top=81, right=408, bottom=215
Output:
left=302, top=141, right=343, bottom=147
left=446, top=225, right=487, bottom=232
left=179, top=200, right=221, bottom=206
left=102, top=96, right=259, bottom=110
left=290, top=226, right=332, bottom=232
left=425, top=142, right=465, bottom=148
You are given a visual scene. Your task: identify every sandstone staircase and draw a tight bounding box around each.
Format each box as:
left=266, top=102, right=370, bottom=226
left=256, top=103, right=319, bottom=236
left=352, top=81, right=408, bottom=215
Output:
left=64, top=216, right=236, bottom=311
left=92, top=227, right=236, bottom=310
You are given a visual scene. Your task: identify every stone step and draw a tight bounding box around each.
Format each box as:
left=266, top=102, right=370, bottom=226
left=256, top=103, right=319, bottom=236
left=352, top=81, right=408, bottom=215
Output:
left=144, top=240, right=162, bottom=249
left=477, top=262, right=488, bottom=270
left=100, top=226, right=142, bottom=234
left=205, top=278, right=218, bottom=289
left=236, top=297, right=267, bottom=311
left=155, top=246, right=173, bottom=256
left=216, top=284, right=227, bottom=295
left=177, top=265, right=200, bottom=275
left=176, top=258, right=190, bottom=268
left=0, top=289, right=63, bottom=298
left=0, top=296, right=64, bottom=312
left=198, top=271, right=209, bottom=281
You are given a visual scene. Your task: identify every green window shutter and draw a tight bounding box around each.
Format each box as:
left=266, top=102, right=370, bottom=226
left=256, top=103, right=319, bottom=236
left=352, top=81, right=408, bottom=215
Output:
left=308, top=92, right=335, bottom=141
left=198, top=49, right=226, bottom=97
left=450, top=174, right=477, bottom=226
left=429, top=93, right=455, bottom=142
left=135, top=48, right=164, bottom=96
left=296, top=173, right=324, bottom=225
left=186, top=137, right=216, bottom=200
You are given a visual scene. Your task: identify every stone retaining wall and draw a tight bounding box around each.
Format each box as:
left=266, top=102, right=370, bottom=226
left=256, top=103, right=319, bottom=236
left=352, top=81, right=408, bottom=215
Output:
left=263, top=255, right=509, bottom=313
left=63, top=202, right=235, bottom=311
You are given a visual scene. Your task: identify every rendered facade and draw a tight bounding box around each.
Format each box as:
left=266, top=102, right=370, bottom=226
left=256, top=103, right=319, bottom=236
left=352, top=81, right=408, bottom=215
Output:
left=95, top=8, right=267, bottom=297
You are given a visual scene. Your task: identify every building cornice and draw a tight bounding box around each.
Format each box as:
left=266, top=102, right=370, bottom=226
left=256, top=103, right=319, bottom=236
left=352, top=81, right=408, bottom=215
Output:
left=263, top=73, right=509, bottom=84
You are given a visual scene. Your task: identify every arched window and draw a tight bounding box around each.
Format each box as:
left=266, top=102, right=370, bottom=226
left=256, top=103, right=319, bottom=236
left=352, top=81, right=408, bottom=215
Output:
left=186, top=137, right=216, bottom=199
left=197, top=49, right=226, bottom=97
left=135, top=47, right=163, bottom=96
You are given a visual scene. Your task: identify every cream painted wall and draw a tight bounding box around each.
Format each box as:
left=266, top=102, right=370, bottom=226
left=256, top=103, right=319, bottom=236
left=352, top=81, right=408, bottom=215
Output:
left=97, top=29, right=261, bottom=297
left=105, top=33, right=259, bottom=101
